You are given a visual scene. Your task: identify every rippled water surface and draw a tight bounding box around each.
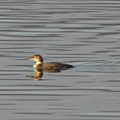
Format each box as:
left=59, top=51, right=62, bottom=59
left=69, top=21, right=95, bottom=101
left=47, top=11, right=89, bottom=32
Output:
left=1, top=0, right=120, bottom=120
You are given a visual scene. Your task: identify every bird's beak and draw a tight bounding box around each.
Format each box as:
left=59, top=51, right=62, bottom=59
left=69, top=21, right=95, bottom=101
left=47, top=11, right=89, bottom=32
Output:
left=26, top=56, right=33, bottom=60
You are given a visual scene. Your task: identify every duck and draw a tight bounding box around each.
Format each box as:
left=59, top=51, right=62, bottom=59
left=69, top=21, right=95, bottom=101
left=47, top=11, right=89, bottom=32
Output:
left=27, top=54, right=73, bottom=71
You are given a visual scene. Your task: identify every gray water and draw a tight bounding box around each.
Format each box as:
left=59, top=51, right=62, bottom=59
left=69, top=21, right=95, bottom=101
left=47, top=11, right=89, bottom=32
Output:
left=1, top=0, right=120, bottom=120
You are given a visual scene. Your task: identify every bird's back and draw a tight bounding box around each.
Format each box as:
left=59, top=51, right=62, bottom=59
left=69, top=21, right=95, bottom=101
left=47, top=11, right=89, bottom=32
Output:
left=43, top=62, right=73, bottom=70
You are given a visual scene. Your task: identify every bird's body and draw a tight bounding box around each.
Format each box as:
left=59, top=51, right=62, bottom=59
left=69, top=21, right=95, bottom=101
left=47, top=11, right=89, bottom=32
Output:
left=27, top=54, right=73, bottom=71
left=36, top=62, right=73, bottom=70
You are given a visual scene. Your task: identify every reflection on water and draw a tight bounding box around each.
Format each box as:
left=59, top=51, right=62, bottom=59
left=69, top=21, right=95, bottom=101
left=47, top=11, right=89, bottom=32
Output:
left=1, top=0, right=120, bottom=120
left=26, top=69, right=43, bottom=80
left=26, top=68, right=61, bottom=80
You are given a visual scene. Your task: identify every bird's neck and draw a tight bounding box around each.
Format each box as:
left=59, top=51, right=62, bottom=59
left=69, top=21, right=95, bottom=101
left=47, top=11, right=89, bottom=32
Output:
left=33, top=61, right=43, bottom=68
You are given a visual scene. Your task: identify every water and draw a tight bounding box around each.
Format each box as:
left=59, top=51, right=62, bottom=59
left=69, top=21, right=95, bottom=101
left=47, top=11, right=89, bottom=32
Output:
left=0, top=0, right=120, bottom=120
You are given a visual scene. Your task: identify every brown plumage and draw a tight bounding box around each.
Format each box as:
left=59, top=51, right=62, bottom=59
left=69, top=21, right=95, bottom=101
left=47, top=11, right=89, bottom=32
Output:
left=27, top=54, right=73, bottom=71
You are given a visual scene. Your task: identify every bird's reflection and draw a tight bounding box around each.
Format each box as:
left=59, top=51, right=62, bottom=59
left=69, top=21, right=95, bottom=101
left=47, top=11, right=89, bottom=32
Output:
left=26, top=68, right=43, bottom=80
left=26, top=68, right=61, bottom=80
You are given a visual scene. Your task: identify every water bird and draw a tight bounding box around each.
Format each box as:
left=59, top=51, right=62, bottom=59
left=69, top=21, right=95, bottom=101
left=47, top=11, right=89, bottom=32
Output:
left=27, top=54, right=73, bottom=72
